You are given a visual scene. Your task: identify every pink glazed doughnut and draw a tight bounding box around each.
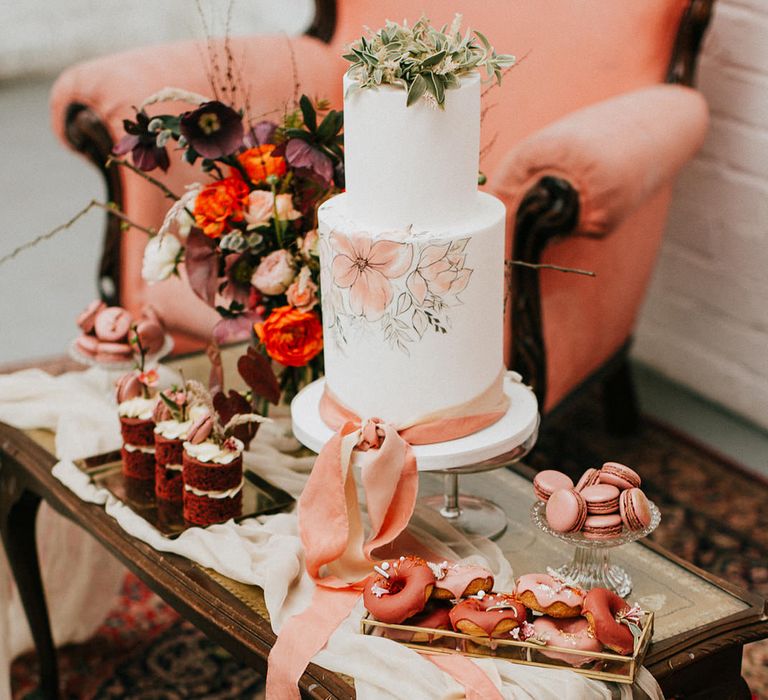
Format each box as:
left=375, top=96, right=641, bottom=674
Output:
left=515, top=573, right=585, bottom=618
left=430, top=563, right=494, bottom=600
left=582, top=588, right=635, bottom=655
left=534, top=470, right=574, bottom=502
left=533, top=616, right=602, bottom=666
left=363, top=557, right=435, bottom=624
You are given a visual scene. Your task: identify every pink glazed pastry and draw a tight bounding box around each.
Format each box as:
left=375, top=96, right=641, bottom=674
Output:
left=533, top=616, right=602, bottom=666
left=599, top=462, right=641, bottom=490
left=545, top=489, right=587, bottom=533
left=515, top=573, right=585, bottom=618
left=620, top=488, right=652, bottom=531
left=534, top=470, right=574, bottom=502
left=580, top=484, right=621, bottom=515
left=429, top=562, right=494, bottom=600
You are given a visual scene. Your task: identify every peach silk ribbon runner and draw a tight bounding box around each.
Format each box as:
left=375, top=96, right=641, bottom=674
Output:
left=266, top=370, right=509, bottom=699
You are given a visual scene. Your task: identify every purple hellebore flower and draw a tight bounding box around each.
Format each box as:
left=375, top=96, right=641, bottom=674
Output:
left=179, top=101, right=244, bottom=160
left=284, top=138, right=334, bottom=187
left=113, top=110, right=170, bottom=172
left=243, top=120, right=278, bottom=148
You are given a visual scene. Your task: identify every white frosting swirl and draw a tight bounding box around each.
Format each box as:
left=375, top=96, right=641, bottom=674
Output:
left=184, top=477, right=244, bottom=499
left=155, top=419, right=192, bottom=440
left=118, top=396, right=156, bottom=420
left=162, top=463, right=183, bottom=472
left=182, top=437, right=244, bottom=464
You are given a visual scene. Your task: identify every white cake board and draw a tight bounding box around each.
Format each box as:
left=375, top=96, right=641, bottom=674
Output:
left=291, top=373, right=539, bottom=472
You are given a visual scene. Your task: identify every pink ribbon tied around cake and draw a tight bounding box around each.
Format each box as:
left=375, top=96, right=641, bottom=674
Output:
left=267, top=371, right=510, bottom=699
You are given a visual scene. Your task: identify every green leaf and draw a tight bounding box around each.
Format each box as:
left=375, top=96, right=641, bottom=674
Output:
left=316, top=110, right=342, bottom=142
left=406, top=74, right=428, bottom=106
left=475, top=30, right=492, bottom=51
left=299, top=95, right=317, bottom=132
left=420, top=50, right=446, bottom=68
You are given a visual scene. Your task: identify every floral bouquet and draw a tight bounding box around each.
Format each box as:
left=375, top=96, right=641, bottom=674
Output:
left=117, top=89, right=344, bottom=402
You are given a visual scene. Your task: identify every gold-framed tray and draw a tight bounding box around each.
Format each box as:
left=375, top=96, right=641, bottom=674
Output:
left=361, top=610, right=654, bottom=685
left=73, top=451, right=295, bottom=537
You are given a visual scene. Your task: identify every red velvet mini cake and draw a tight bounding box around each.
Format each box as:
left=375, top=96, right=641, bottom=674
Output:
left=116, top=372, right=157, bottom=481
left=182, top=414, right=245, bottom=526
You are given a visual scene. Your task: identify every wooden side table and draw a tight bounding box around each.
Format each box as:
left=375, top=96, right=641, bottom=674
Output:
left=1, top=356, right=766, bottom=699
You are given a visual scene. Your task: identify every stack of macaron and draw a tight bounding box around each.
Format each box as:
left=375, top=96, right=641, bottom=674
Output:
left=363, top=563, right=646, bottom=662
left=534, top=463, right=653, bottom=540
left=75, top=300, right=165, bottom=363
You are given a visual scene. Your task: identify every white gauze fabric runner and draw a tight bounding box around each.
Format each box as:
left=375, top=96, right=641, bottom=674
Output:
left=0, top=367, right=663, bottom=700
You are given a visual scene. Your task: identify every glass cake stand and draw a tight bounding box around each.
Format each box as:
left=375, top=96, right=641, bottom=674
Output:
left=420, top=416, right=539, bottom=541
left=530, top=499, right=661, bottom=597
left=68, top=335, right=174, bottom=398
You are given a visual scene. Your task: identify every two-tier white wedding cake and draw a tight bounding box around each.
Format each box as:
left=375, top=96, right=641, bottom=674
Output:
left=317, top=71, right=507, bottom=427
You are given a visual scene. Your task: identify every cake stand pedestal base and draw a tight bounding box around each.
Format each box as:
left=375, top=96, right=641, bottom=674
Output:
left=551, top=547, right=633, bottom=598
left=421, top=473, right=508, bottom=540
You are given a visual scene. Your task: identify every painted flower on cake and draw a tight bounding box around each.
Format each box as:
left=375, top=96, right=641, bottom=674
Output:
left=330, top=232, right=412, bottom=320
left=406, top=240, right=472, bottom=306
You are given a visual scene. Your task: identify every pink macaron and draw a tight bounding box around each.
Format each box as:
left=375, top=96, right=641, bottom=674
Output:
left=94, top=306, right=133, bottom=342
left=186, top=413, right=214, bottom=444
left=76, top=299, right=107, bottom=334
left=96, top=341, right=134, bottom=363
left=545, top=489, right=587, bottom=533
left=582, top=514, right=623, bottom=540
left=575, top=468, right=601, bottom=492
left=619, top=488, right=652, bottom=531
left=580, top=484, right=620, bottom=515
left=115, top=373, right=143, bottom=403
left=599, top=462, right=641, bottom=490
left=74, top=333, right=99, bottom=356
left=534, top=470, right=575, bottom=502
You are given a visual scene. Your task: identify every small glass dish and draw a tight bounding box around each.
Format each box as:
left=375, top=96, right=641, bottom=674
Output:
left=361, top=609, right=654, bottom=684
left=531, top=500, right=661, bottom=597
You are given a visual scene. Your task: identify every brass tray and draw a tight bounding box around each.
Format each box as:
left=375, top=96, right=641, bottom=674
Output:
left=74, top=451, right=295, bottom=537
left=361, top=610, right=654, bottom=685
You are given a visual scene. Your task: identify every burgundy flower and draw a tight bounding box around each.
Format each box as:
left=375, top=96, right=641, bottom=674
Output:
left=113, top=110, right=169, bottom=172
left=179, top=101, right=244, bottom=159
left=284, top=138, right=333, bottom=186
left=243, top=120, right=278, bottom=148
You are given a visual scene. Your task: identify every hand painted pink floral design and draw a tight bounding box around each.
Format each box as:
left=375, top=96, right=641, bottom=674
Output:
left=330, top=232, right=412, bottom=320
left=406, top=242, right=472, bottom=306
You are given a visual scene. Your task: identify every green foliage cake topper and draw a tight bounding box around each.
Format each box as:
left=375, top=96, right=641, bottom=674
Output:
left=343, top=14, right=516, bottom=108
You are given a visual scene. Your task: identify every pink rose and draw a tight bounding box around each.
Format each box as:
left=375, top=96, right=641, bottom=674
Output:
left=286, top=267, right=319, bottom=311
left=251, top=249, right=296, bottom=295
left=299, top=229, right=319, bottom=259
left=245, top=191, right=301, bottom=229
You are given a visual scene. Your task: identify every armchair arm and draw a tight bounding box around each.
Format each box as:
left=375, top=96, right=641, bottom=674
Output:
left=490, top=84, right=709, bottom=237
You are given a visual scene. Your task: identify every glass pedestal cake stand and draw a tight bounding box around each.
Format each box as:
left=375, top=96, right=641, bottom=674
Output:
left=68, top=335, right=174, bottom=398
left=420, top=418, right=539, bottom=541
left=530, top=500, right=661, bottom=597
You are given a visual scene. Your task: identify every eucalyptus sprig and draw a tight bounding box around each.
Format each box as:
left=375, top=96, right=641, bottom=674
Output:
left=343, top=15, right=515, bottom=108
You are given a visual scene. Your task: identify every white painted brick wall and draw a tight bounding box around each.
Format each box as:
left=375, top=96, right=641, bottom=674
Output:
left=634, top=0, right=768, bottom=431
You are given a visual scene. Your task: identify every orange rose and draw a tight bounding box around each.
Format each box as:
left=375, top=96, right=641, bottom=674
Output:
left=254, top=305, right=323, bottom=367
left=194, top=176, right=250, bottom=238
left=237, top=145, right=287, bottom=184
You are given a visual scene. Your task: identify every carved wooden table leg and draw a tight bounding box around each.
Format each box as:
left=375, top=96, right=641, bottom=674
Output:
left=0, top=457, right=60, bottom=699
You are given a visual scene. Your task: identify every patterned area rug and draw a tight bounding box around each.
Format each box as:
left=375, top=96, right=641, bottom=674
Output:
left=11, top=390, right=768, bottom=699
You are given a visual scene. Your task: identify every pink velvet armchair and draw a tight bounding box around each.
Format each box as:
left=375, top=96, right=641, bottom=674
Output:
left=50, top=0, right=713, bottom=430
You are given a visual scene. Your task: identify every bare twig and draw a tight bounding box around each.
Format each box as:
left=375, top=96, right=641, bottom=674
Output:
left=286, top=34, right=300, bottom=107
left=107, top=157, right=181, bottom=201
left=0, top=199, right=155, bottom=267
left=507, top=260, right=596, bottom=277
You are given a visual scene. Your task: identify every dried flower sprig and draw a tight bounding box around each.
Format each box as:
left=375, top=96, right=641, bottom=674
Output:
left=343, top=14, right=515, bottom=107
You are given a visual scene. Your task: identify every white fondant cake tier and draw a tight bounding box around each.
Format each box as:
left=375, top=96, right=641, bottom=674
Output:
left=342, top=71, right=480, bottom=230
left=317, top=191, right=506, bottom=426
